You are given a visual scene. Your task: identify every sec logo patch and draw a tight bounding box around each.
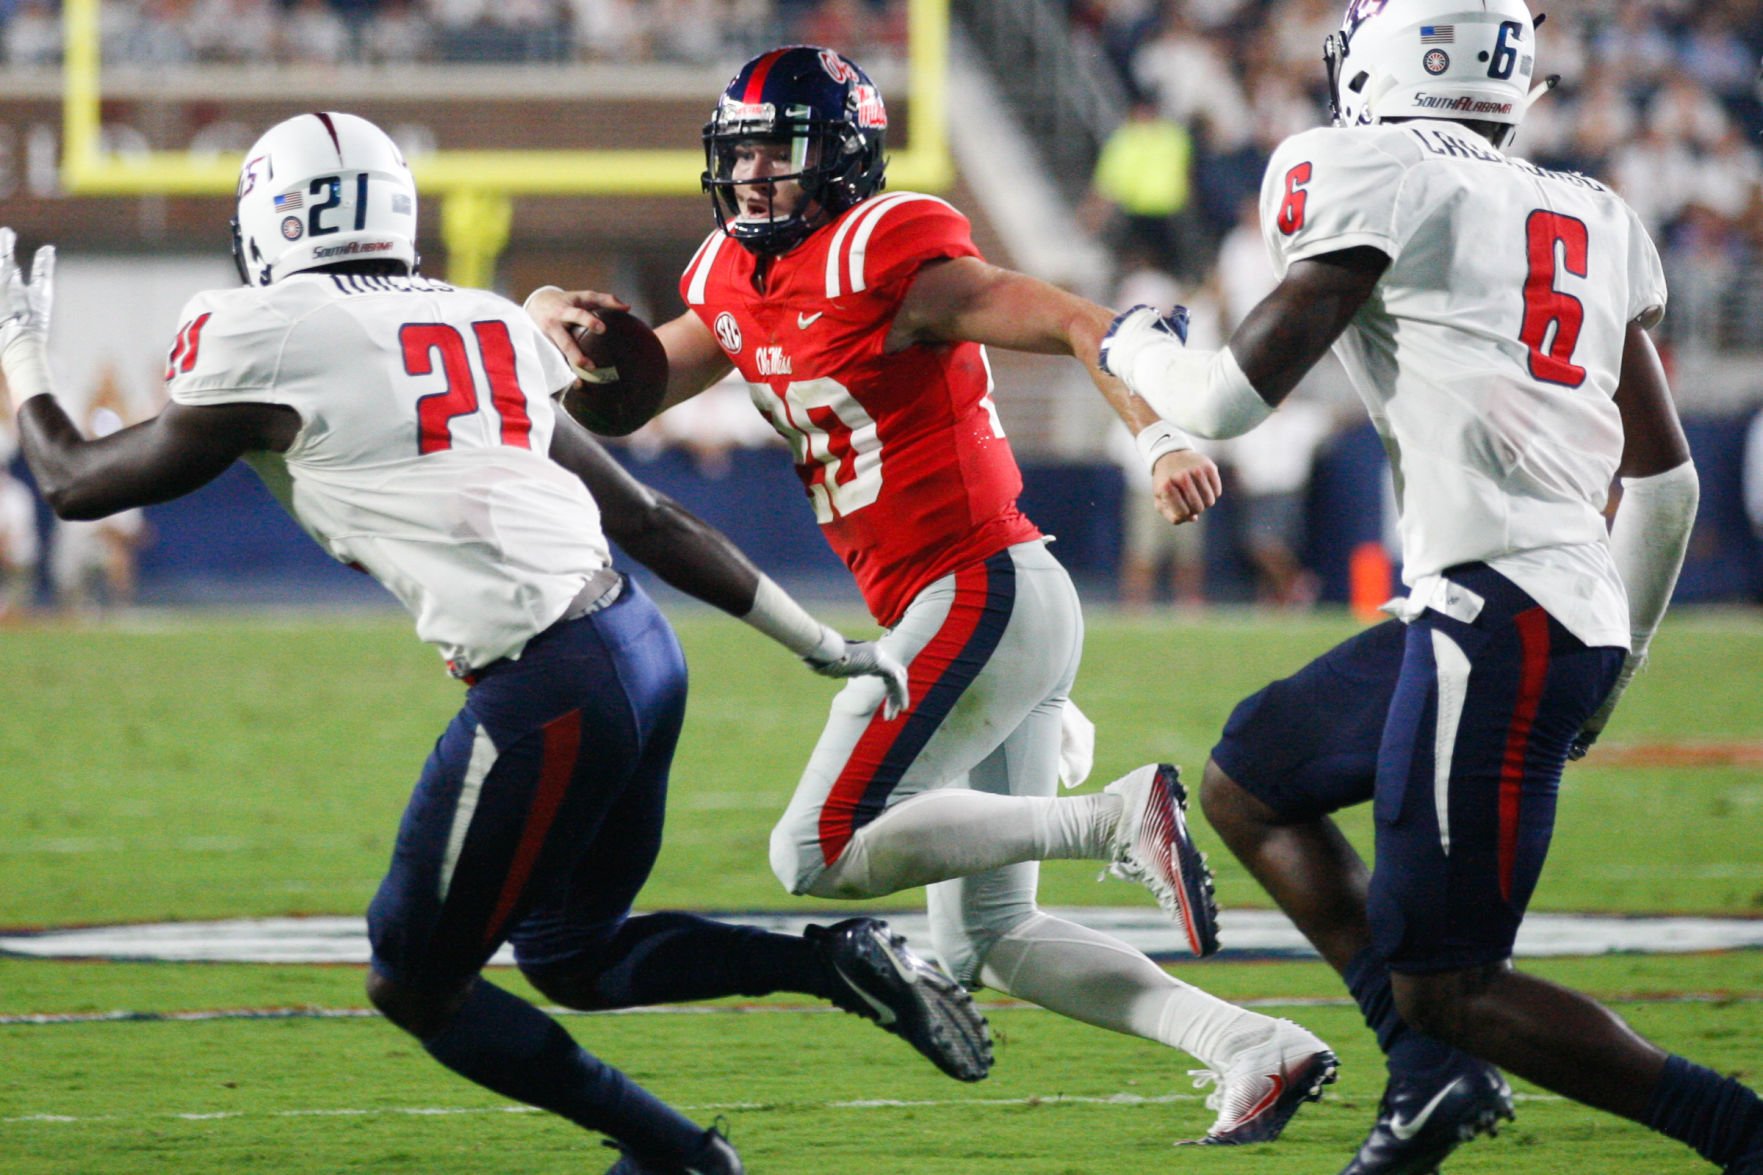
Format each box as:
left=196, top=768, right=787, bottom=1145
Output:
left=714, top=311, right=742, bottom=354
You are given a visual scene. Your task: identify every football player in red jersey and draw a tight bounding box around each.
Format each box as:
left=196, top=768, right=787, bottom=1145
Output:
left=527, top=46, right=1341, bottom=1146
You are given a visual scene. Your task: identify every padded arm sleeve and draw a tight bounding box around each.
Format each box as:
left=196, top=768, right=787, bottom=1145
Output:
left=1610, top=460, right=1699, bottom=654
left=1118, top=338, right=1269, bottom=440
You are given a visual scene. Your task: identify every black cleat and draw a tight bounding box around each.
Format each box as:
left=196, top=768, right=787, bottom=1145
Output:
left=1339, top=1056, right=1515, bottom=1174
left=604, top=1124, right=743, bottom=1174
left=808, top=917, right=994, bottom=1082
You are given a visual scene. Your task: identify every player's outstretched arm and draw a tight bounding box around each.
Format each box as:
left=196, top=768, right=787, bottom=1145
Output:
left=548, top=413, right=909, bottom=716
left=1100, top=246, right=1387, bottom=438
left=17, top=400, right=297, bottom=521
left=892, top=256, right=1221, bottom=522
left=891, top=256, right=1137, bottom=417
left=1571, top=322, right=1698, bottom=758
left=523, top=287, right=732, bottom=412
left=0, top=228, right=296, bottom=520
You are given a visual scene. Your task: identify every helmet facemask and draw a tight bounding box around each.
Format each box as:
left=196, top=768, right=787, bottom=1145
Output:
left=701, top=46, right=888, bottom=256
left=704, top=109, right=840, bottom=256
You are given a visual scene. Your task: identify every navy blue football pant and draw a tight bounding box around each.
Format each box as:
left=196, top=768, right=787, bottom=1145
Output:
left=367, top=577, right=686, bottom=992
left=1212, top=563, right=1623, bottom=974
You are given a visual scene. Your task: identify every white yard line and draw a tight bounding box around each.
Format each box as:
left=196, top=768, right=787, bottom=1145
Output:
left=5, top=1091, right=1571, bottom=1127
left=3, top=991, right=1756, bottom=1029
left=7, top=909, right=1763, bottom=966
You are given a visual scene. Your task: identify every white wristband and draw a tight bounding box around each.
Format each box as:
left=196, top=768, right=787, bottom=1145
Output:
left=1, top=333, right=53, bottom=408
left=1133, top=420, right=1192, bottom=473
left=522, top=284, right=565, bottom=314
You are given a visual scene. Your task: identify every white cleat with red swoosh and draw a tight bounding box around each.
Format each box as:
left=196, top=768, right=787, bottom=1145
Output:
left=1103, top=763, right=1221, bottom=957
left=1181, top=1018, right=1339, bottom=1146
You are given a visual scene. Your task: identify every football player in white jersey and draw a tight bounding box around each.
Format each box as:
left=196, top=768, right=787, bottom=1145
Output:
left=1099, top=2, right=1762, bottom=1173
left=0, top=112, right=1007, bottom=1175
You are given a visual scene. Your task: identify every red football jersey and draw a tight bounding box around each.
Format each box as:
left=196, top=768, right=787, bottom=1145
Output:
left=680, top=191, right=1042, bottom=626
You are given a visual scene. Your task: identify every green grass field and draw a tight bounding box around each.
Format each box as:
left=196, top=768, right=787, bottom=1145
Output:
left=3, top=606, right=1761, bottom=1172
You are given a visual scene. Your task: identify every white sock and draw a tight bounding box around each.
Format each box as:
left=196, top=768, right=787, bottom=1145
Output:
left=813, top=789, right=1124, bottom=897
left=977, top=911, right=1270, bottom=1069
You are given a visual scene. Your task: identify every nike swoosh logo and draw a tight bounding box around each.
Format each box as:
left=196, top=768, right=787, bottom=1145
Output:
left=1389, top=1077, right=1465, bottom=1140
left=833, top=962, right=898, bottom=1026
left=797, top=311, right=824, bottom=328
left=1242, top=1074, right=1285, bottom=1122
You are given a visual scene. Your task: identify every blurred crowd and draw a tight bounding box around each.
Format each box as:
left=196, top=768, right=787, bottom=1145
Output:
left=1068, top=1, right=1763, bottom=604
left=0, top=0, right=906, bottom=68
left=1073, top=0, right=1763, bottom=356
left=0, top=367, right=149, bottom=621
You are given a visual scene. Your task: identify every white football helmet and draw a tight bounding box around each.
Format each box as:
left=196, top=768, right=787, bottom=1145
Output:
left=1325, top=0, right=1545, bottom=146
left=231, top=112, right=418, bottom=287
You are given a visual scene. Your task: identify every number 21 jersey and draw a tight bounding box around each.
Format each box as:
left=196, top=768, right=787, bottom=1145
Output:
left=1262, top=121, right=1668, bottom=648
left=163, top=272, right=610, bottom=672
left=680, top=192, right=1042, bottom=627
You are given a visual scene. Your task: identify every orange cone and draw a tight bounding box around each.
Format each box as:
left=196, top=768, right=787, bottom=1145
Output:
left=1349, top=542, right=1393, bottom=623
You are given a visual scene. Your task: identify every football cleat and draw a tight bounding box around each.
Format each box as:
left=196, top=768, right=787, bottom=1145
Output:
left=1180, top=1018, right=1339, bottom=1146
left=603, top=1123, right=743, bottom=1174
left=1103, top=763, right=1220, bottom=957
left=1338, top=1055, right=1515, bottom=1174
left=808, top=917, right=993, bottom=1083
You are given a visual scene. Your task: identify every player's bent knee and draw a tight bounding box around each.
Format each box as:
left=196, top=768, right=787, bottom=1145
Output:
left=768, top=824, right=818, bottom=896
left=366, top=970, right=474, bottom=1040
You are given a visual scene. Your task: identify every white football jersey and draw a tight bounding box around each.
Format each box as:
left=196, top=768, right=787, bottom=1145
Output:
left=165, top=272, right=609, bottom=672
left=1261, top=121, right=1668, bottom=648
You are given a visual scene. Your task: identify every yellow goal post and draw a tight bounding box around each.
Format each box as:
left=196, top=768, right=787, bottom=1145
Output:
left=60, top=0, right=954, bottom=288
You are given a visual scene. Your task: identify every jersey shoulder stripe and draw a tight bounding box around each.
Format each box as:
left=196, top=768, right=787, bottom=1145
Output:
left=682, top=229, right=729, bottom=306
left=824, top=192, right=962, bottom=298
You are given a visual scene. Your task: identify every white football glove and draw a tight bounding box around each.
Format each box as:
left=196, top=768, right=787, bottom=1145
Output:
left=803, top=631, right=910, bottom=720
left=0, top=227, right=55, bottom=412
left=1097, top=303, right=1189, bottom=382
left=0, top=226, right=54, bottom=356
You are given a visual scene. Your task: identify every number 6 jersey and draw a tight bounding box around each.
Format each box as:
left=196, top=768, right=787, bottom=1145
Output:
left=680, top=192, right=1042, bottom=627
left=1261, top=120, right=1668, bottom=648
left=164, top=272, right=610, bottom=673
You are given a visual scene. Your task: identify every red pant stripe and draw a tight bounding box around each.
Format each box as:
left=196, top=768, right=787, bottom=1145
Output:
left=1497, top=609, right=1551, bottom=901
left=481, top=709, right=581, bottom=947
left=817, top=561, right=993, bottom=865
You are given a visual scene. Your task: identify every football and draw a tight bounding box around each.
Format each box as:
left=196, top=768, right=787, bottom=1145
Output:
left=557, top=310, right=670, bottom=437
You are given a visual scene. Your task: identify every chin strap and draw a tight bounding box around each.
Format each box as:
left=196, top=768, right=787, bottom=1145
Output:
left=1491, top=75, right=1560, bottom=149
left=1524, top=74, right=1562, bottom=113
